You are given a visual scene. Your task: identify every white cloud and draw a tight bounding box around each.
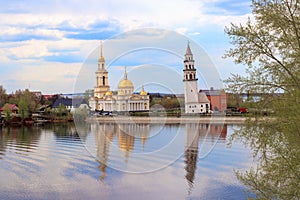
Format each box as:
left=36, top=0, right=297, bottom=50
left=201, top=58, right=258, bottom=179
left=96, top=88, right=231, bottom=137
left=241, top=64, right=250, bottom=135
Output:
left=0, top=60, right=81, bottom=93
left=0, top=0, right=252, bottom=93
left=7, top=40, right=51, bottom=59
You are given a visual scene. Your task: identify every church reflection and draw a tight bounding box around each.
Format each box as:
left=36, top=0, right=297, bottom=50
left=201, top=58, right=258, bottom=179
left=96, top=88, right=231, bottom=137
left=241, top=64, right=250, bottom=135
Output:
left=91, top=123, right=150, bottom=181
left=92, top=122, right=227, bottom=188
left=184, top=123, right=227, bottom=194
left=91, top=123, right=115, bottom=181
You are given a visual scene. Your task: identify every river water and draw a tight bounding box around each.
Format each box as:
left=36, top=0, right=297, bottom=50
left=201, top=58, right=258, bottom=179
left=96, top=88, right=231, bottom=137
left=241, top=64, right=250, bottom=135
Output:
left=0, top=123, right=253, bottom=200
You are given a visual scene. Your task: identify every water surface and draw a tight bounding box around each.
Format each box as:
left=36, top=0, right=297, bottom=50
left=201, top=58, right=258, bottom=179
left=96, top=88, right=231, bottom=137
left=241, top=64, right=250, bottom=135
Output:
left=0, top=123, right=253, bottom=200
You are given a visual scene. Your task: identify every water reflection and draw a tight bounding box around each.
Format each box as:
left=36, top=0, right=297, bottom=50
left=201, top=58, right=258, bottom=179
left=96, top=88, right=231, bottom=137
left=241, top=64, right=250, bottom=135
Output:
left=92, top=123, right=151, bottom=180
left=90, top=123, right=228, bottom=190
left=184, top=124, right=227, bottom=194
left=52, top=123, right=80, bottom=142
left=0, top=126, right=42, bottom=158
left=0, top=123, right=252, bottom=200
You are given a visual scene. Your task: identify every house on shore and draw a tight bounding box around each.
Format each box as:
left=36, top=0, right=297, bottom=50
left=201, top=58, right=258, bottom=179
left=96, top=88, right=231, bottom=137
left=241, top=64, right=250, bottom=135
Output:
left=201, top=88, right=227, bottom=112
left=0, top=104, right=19, bottom=115
left=52, top=98, right=90, bottom=113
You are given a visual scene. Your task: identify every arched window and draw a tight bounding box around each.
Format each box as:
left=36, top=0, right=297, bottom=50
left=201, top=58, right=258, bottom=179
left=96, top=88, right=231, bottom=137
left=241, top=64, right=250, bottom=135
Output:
left=186, top=74, right=188, bottom=80
left=102, top=76, right=105, bottom=85
left=189, top=64, right=191, bottom=69
left=189, top=74, right=193, bottom=79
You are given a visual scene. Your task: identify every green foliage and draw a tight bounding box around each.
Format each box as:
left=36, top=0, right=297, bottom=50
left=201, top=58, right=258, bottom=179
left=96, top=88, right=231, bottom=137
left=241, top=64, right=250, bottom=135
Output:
left=9, top=89, right=39, bottom=112
left=150, top=97, right=183, bottom=110
left=0, top=85, right=8, bottom=108
left=3, top=104, right=12, bottom=122
left=231, top=99, right=300, bottom=199
left=226, top=93, right=243, bottom=107
left=18, top=98, right=29, bottom=120
left=225, top=0, right=300, bottom=95
left=225, top=0, right=300, bottom=199
left=83, top=89, right=94, bottom=101
left=52, top=104, right=69, bottom=118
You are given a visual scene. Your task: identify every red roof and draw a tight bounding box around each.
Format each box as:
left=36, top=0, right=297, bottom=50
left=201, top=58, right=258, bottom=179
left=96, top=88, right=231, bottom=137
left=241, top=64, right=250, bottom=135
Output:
left=42, top=95, right=54, bottom=100
left=0, top=104, right=19, bottom=111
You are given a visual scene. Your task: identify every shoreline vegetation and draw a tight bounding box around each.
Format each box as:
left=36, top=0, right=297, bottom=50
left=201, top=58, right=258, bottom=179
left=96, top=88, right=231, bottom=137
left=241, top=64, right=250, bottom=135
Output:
left=223, top=0, right=300, bottom=199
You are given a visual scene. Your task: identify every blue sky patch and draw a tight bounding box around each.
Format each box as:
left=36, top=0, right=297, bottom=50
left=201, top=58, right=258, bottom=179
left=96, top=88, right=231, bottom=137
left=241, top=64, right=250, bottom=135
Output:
left=0, top=34, right=58, bottom=42
left=44, top=54, right=83, bottom=63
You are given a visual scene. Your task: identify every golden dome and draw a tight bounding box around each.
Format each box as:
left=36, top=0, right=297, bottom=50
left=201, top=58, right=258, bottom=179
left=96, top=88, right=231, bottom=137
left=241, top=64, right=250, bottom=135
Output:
left=118, top=79, right=134, bottom=88
left=118, top=67, right=134, bottom=88
left=140, top=86, right=147, bottom=95
left=105, top=91, right=113, bottom=96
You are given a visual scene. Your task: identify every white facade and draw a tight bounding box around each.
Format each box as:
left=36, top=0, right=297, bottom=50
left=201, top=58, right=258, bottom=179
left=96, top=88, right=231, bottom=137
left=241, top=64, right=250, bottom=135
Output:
left=89, top=43, right=150, bottom=112
left=183, top=42, right=210, bottom=114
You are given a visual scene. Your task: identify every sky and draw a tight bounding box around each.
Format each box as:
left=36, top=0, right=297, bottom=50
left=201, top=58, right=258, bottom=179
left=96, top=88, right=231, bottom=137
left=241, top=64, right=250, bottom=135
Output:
left=0, top=0, right=252, bottom=94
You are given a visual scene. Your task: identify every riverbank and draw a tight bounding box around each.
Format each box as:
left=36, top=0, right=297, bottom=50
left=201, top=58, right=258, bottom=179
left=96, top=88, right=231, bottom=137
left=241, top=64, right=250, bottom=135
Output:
left=86, top=116, right=247, bottom=124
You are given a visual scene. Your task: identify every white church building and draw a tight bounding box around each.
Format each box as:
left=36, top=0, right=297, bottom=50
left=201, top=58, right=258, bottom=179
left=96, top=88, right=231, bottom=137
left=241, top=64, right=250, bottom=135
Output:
left=89, top=42, right=150, bottom=112
left=183, top=42, right=210, bottom=114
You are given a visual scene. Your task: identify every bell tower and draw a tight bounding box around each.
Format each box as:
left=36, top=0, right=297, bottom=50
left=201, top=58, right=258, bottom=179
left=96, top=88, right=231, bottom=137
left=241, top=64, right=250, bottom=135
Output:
left=183, top=42, right=199, bottom=113
left=94, top=41, right=110, bottom=98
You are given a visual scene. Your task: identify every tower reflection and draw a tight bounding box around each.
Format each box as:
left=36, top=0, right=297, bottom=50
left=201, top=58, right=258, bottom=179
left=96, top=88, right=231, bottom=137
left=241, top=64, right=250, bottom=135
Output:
left=92, top=122, right=227, bottom=186
left=92, top=123, right=115, bottom=181
left=92, top=123, right=150, bottom=181
left=184, top=123, right=227, bottom=194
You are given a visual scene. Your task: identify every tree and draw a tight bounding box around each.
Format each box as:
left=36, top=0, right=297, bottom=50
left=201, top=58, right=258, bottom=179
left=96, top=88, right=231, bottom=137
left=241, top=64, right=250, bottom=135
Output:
left=226, top=93, right=243, bottom=108
left=18, top=98, right=29, bottom=120
left=224, top=0, right=300, bottom=199
left=0, top=85, right=8, bottom=107
left=3, top=103, right=12, bottom=122
left=9, top=89, right=38, bottom=113
left=52, top=104, right=70, bottom=120
left=83, top=89, right=94, bottom=101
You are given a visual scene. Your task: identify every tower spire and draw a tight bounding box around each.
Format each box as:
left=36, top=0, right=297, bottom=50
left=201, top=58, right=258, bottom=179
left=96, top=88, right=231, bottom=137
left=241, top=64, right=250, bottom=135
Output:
left=99, top=40, right=105, bottom=62
left=186, top=40, right=192, bottom=55
left=124, top=66, right=127, bottom=80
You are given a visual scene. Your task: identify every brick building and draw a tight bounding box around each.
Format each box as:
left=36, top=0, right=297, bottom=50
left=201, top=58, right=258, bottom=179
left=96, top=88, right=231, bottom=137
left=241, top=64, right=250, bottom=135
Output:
left=201, top=88, right=227, bottom=112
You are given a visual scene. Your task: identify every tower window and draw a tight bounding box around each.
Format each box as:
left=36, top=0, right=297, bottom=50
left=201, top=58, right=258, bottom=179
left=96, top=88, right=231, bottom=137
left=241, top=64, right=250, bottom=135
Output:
left=191, top=90, right=193, bottom=92
left=102, top=76, right=105, bottom=85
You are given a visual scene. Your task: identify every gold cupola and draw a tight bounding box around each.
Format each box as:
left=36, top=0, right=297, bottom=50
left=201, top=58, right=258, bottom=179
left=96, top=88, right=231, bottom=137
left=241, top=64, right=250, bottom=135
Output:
left=140, top=86, right=147, bottom=96
left=105, top=90, right=113, bottom=96
left=118, top=66, right=134, bottom=88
